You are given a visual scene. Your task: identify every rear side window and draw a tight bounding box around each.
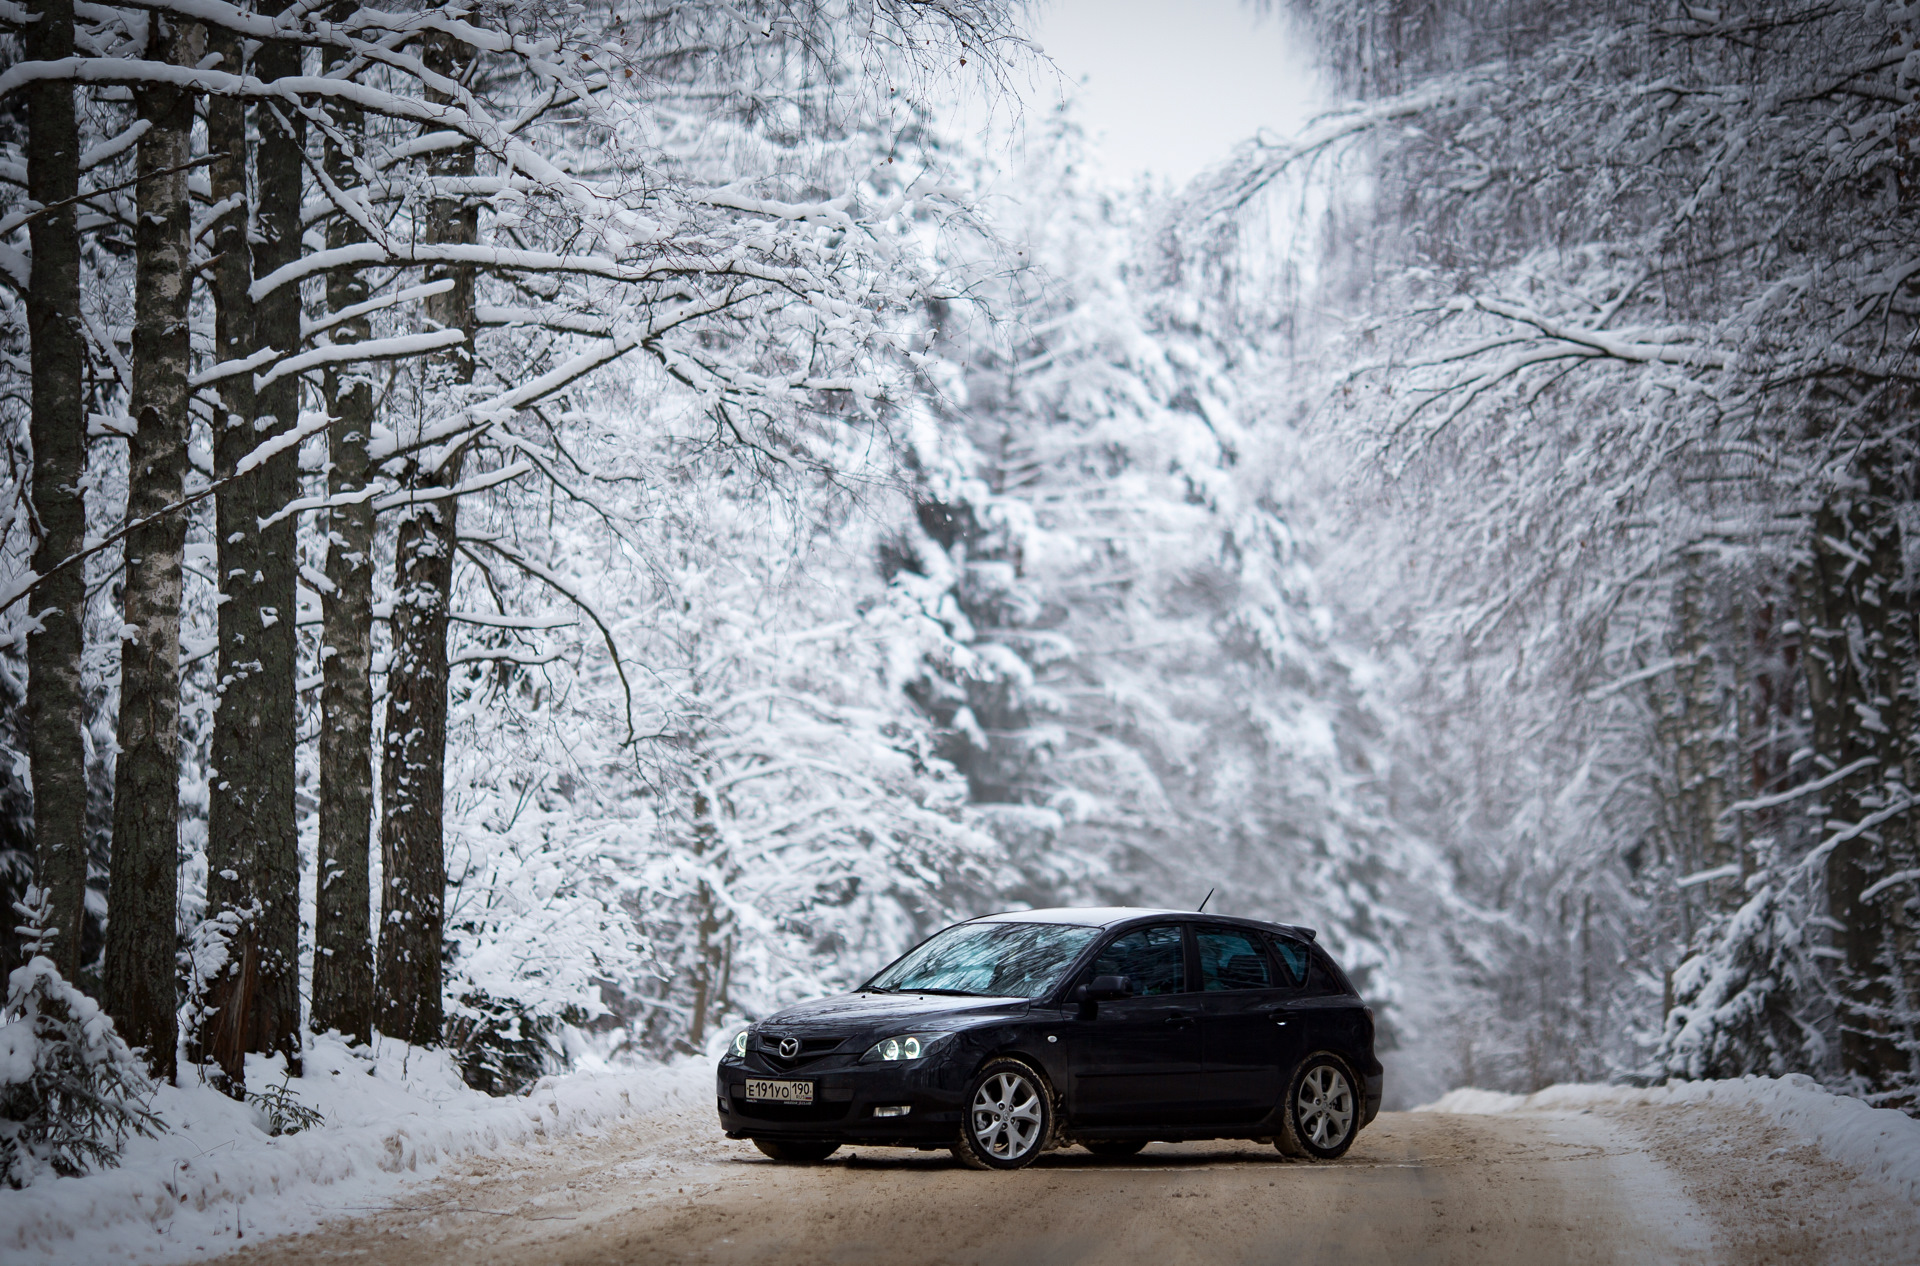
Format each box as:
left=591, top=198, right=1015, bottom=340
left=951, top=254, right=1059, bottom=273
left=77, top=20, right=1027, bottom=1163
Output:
left=1091, top=924, right=1187, bottom=995
left=1309, top=950, right=1355, bottom=996
left=1269, top=935, right=1310, bottom=987
left=1196, top=927, right=1273, bottom=990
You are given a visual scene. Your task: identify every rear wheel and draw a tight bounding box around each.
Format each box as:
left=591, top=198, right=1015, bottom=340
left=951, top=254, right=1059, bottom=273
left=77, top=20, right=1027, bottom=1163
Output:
left=1081, top=1139, right=1147, bottom=1158
left=753, top=1138, right=839, bottom=1163
left=953, top=1058, right=1053, bottom=1170
left=1275, top=1053, right=1359, bottom=1161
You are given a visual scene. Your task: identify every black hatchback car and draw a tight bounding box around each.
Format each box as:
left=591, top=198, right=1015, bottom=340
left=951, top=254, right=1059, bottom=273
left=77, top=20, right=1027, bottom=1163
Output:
left=716, top=907, right=1382, bottom=1169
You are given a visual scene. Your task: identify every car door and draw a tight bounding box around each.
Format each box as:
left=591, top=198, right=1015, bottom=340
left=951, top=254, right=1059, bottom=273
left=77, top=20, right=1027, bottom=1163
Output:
left=1067, top=923, right=1206, bottom=1128
left=1191, top=925, right=1306, bottom=1124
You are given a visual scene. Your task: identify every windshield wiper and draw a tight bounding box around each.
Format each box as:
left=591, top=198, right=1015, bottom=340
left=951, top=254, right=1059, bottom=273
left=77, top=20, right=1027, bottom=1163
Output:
left=861, top=984, right=896, bottom=994
left=902, top=987, right=986, bottom=997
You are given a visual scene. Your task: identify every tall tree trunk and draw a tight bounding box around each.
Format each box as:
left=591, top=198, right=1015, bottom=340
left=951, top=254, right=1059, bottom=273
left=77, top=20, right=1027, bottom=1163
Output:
left=196, top=20, right=262, bottom=1094
left=1803, top=486, right=1920, bottom=1102
left=376, top=33, right=476, bottom=1046
left=23, top=0, right=88, bottom=983
left=103, top=15, right=202, bottom=1082
left=684, top=774, right=735, bottom=1053
left=1673, top=559, right=1732, bottom=911
left=313, top=14, right=376, bottom=1042
left=248, top=10, right=306, bottom=1071
left=197, top=13, right=303, bottom=1089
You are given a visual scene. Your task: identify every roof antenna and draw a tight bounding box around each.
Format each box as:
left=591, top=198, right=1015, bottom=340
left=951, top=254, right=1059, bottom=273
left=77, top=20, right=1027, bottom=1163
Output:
left=1197, top=887, right=1214, bottom=913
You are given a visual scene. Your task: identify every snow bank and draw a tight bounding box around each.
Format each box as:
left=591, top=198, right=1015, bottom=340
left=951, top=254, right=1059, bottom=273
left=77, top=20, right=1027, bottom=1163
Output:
left=1417, top=1074, right=1920, bottom=1206
left=0, top=1034, right=710, bottom=1265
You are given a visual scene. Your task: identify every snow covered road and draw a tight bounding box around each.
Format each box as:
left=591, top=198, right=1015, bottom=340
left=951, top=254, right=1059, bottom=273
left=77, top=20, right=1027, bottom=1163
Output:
left=206, top=1091, right=1920, bottom=1266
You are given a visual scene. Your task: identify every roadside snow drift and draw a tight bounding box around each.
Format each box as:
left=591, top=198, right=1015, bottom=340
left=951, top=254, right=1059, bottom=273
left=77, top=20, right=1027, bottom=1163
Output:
left=0, top=1034, right=708, bottom=1265
left=1419, top=1074, right=1920, bottom=1207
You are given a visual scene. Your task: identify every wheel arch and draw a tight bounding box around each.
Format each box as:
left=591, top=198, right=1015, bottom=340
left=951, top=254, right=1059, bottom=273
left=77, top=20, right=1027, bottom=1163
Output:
left=954, top=1052, right=1062, bottom=1168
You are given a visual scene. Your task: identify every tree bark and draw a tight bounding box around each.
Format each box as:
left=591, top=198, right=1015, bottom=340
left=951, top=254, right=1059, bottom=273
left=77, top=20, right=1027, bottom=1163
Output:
left=195, top=19, right=261, bottom=1094
left=197, top=12, right=303, bottom=1090
left=249, top=10, right=307, bottom=1070
left=376, top=32, right=476, bottom=1047
left=103, top=14, right=203, bottom=1083
left=23, top=0, right=89, bottom=984
left=313, top=12, right=376, bottom=1043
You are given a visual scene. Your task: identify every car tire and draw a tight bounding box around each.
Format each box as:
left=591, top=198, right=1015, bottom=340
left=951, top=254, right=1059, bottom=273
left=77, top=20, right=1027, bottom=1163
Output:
left=1081, top=1139, right=1147, bottom=1157
left=1275, top=1052, right=1360, bottom=1161
left=753, top=1138, right=840, bottom=1163
left=953, top=1057, right=1054, bottom=1171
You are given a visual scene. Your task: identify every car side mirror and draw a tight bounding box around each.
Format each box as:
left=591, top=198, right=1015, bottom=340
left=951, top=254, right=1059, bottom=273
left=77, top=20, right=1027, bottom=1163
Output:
left=1086, top=974, right=1133, bottom=1002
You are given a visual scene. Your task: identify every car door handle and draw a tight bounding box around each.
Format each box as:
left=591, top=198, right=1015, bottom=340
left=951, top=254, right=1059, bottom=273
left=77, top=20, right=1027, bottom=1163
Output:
left=1162, top=1013, right=1196, bottom=1028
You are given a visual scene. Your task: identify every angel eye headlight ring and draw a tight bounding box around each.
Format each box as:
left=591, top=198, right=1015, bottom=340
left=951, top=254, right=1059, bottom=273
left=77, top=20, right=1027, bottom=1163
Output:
left=861, top=1034, right=930, bottom=1062
left=730, top=1029, right=750, bottom=1058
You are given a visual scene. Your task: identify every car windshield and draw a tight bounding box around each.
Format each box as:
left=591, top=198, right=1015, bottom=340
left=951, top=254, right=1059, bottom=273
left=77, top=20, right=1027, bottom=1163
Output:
left=866, top=921, right=1100, bottom=999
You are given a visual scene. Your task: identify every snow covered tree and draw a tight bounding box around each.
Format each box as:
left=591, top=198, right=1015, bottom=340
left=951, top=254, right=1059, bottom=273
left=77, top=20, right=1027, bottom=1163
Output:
left=876, top=108, right=1463, bottom=1068
left=1214, top=0, right=1920, bottom=1104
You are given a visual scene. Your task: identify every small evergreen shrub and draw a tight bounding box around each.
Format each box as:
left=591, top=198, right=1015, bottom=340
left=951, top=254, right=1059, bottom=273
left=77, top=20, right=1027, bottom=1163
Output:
left=245, top=1077, right=324, bottom=1137
left=445, top=990, right=562, bottom=1096
left=0, top=951, right=162, bottom=1186
left=1658, top=883, right=1824, bottom=1082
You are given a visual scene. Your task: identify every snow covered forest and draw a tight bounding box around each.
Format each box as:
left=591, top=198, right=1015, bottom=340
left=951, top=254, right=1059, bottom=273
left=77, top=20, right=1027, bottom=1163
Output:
left=2, top=0, right=1918, bottom=1185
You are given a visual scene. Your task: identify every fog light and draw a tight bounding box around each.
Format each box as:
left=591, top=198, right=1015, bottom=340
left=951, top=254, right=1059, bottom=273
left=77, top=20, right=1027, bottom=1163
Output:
left=718, top=1096, right=728, bottom=1111
left=873, top=1104, right=912, bottom=1118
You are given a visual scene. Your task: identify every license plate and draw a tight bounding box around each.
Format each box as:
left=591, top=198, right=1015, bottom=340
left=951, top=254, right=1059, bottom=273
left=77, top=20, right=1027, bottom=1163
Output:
left=745, top=1078, right=813, bottom=1104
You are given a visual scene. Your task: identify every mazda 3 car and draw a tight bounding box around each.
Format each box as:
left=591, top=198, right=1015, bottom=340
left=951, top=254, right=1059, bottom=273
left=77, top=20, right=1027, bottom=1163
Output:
left=715, top=907, right=1382, bottom=1170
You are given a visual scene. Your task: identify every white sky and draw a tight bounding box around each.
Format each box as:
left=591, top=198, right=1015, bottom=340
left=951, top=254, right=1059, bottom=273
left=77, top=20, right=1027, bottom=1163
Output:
left=1026, top=0, right=1325, bottom=188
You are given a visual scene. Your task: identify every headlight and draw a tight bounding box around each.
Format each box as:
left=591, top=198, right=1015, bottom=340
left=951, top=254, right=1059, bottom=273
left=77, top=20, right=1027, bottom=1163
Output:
left=860, top=1034, right=933, bottom=1063
left=730, top=1029, right=750, bottom=1058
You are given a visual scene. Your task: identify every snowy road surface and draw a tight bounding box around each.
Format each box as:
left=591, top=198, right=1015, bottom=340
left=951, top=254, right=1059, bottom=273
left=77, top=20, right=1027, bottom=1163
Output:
left=210, top=1092, right=1920, bottom=1266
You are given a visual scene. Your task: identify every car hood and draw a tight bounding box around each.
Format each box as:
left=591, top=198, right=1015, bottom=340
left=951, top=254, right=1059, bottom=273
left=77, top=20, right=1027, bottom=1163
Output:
left=759, top=991, right=1029, bottom=1037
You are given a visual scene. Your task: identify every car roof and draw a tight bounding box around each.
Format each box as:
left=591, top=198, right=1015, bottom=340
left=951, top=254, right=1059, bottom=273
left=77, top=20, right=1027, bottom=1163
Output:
left=973, top=906, right=1184, bottom=927
left=970, top=906, right=1317, bottom=940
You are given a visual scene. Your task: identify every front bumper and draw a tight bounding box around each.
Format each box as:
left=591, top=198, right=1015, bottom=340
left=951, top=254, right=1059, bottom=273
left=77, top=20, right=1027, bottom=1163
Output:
left=715, top=1052, right=969, bottom=1146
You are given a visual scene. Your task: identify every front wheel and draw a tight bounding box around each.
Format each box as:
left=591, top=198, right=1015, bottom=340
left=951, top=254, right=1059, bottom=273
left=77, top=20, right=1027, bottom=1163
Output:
left=1275, top=1053, right=1359, bottom=1161
left=753, top=1138, right=839, bottom=1163
left=953, top=1058, right=1053, bottom=1170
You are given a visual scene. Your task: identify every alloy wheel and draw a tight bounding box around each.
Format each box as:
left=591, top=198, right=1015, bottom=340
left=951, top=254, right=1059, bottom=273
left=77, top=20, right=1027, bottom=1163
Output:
left=1295, top=1063, right=1355, bottom=1150
left=969, top=1069, right=1045, bottom=1162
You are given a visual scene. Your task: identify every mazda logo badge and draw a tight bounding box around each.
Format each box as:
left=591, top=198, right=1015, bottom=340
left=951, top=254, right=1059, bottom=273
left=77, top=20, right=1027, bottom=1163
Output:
left=778, top=1037, right=800, bottom=1059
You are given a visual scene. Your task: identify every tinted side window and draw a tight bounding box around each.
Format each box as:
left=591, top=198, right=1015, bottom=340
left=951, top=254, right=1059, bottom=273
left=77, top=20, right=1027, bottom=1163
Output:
left=1269, top=936, right=1310, bottom=987
left=1091, top=924, right=1187, bottom=995
left=1309, top=951, right=1354, bottom=996
left=1196, top=927, right=1272, bottom=990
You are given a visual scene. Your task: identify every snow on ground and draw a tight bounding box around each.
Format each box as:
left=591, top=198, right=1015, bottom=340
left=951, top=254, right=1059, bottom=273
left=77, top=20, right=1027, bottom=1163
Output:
left=1420, top=1075, right=1920, bottom=1263
left=1418, top=1074, right=1920, bottom=1205
left=0, top=1034, right=712, bottom=1266
left=17, top=1061, right=1920, bottom=1265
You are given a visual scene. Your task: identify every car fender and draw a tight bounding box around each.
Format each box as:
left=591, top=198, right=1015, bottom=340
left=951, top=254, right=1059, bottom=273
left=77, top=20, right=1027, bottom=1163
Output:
left=949, top=1020, right=1068, bottom=1098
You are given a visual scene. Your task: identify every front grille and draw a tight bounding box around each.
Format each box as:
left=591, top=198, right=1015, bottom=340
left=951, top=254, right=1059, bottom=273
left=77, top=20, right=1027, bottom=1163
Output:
left=756, top=1035, right=848, bottom=1070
